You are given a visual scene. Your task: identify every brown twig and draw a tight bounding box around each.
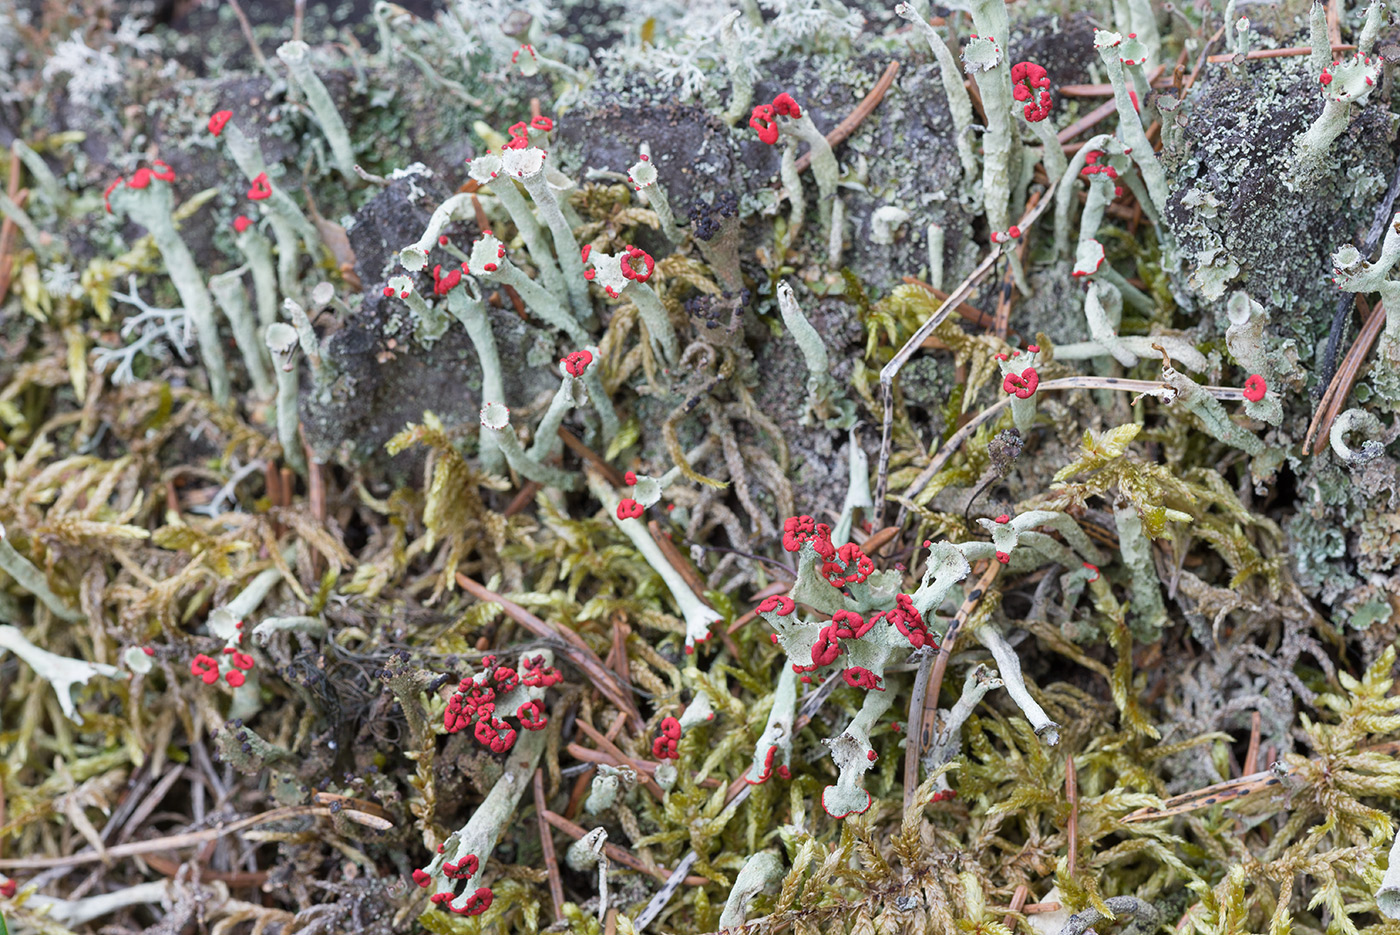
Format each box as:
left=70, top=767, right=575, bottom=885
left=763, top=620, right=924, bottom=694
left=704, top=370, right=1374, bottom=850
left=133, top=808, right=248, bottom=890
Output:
left=1305, top=299, right=1385, bottom=455
left=1185, top=26, right=1227, bottom=93
left=456, top=573, right=645, bottom=731
left=540, top=809, right=709, bottom=885
left=1209, top=42, right=1354, bottom=63
left=1065, top=755, right=1079, bottom=876
left=557, top=426, right=628, bottom=487
left=574, top=719, right=666, bottom=800
left=504, top=481, right=543, bottom=517
left=143, top=853, right=269, bottom=887
left=794, top=61, right=900, bottom=175
left=534, top=769, right=566, bottom=921
left=901, top=277, right=1004, bottom=332
left=565, top=712, right=628, bottom=819
left=1003, top=884, right=1031, bottom=930
left=227, top=0, right=277, bottom=79
left=1328, top=0, right=1343, bottom=47
left=647, top=520, right=713, bottom=606
left=1243, top=710, right=1262, bottom=775
left=0, top=806, right=333, bottom=870
left=903, top=561, right=1000, bottom=811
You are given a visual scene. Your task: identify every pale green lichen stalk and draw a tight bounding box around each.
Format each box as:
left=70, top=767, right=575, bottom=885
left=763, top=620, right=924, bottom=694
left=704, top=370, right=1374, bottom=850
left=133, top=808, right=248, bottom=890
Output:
left=277, top=41, right=358, bottom=182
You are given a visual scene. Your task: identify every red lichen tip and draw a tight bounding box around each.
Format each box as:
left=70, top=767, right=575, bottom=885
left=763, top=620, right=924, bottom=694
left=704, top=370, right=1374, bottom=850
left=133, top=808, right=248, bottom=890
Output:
left=208, top=110, right=233, bottom=136
left=562, top=349, right=593, bottom=377
left=247, top=172, right=272, bottom=201
left=1002, top=367, right=1040, bottom=398
left=757, top=594, right=796, bottom=616
left=620, top=244, right=654, bottom=282
left=749, top=103, right=778, bottom=145
left=225, top=670, right=246, bottom=687
left=1026, top=344, right=1040, bottom=352
left=1242, top=374, right=1267, bottom=402
left=0, top=878, right=15, bottom=898
left=190, top=654, right=220, bottom=685
left=412, top=868, right=432, bottom=888
left=616, top=498, right=644, bottom=520
left=1083, top=562, right=1100, bottom=582
left=994, top=514, right=1010, bottom=524
left=233, top=215, right=253, bottom=233
left=772, top=92, right=801, bottom=118
left=142, top=646, right=155, bottom=656
left=531, top=115, right=554, bottom=131
left=995, top=550, right=1011, bottom=564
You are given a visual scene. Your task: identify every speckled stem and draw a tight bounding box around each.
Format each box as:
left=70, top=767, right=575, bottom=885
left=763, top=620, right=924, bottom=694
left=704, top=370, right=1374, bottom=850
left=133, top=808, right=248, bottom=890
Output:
left=629, top=282, right=679, bottom=369
left=491, top=182, right=568, bottom=296
left=112, top=184, right=230, bottom=406
left=973, top=623, right=1060, bottom=744
left=780, top=139, right=805, bottom=246
left=1054, top=133, right=1114, bottom=256
left=496, top=260, right=590, bottom=346
left=720, top=12, right=753, bottom=126
left=0, top=526, right=83, bottom=621
left=519, top=172, right=592, bottom=318
left=1308, top=0, right=1330, bottom=77
left=1097, top=52, right=1166, bottom=211
left=277, top=41, right=358, bottom=182
left=235, top=225, right=279, bottom=329
left=580, top=344, right=619, bottom=445
left=209, top=269, right=275, bottom=399
left=897, top=4, right=978, bottom=190
left=483, top=408, right=580, bottom=490
left=446, top=287, right=505, bottom=475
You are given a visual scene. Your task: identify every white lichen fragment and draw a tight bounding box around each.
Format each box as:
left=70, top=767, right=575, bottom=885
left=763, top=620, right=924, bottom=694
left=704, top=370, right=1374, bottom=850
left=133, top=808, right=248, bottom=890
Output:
left=0, top=624, right=125, bottom=724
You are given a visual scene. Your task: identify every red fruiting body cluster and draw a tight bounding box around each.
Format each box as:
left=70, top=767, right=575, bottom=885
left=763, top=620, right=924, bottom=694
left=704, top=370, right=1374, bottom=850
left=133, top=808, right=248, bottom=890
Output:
left=190, top=654, right=220, bottom=685
left=624, top=470, right=637, bottom=485
left=996, top=550, right=1011, bottom=564
left=503, top=121, right=533, bottom=151
left=432, top=263, right=462, bottom=296
left=531, top=115, right=554, bottom=131
left=620, top=244, right=654, bottom=283
left=516, top=699, right=548, bottom=730
left=1002, top=367, right=1039, bottom=399
left=748, top=744, right=780, bottom=784
left=782, top=515, right=836, bottom=559
left=991, top=225, right=1023, bottom=245
left=443, top=854, right=480, bottom=880
left=757, top=594, right=796, bottom=616
left=821, top=542, right=875, bottom=587
left=1080, top=152, right=1123, bottom=198
left=431, top=886, right=493, bottom=915
left=208, top=110, right=233, bottom=136
left=247, top=172, right=272, bottom=201
left=867, top=749, right=878, bottom=761
left=1242, top=374, right=1267, bottom=402
left=652, top=716, right=682, bottom=759
left=443, top=657, right=559, bottom=751
left=772, top=93, right=801, bottom=118
left=233, top=215, right=252, bottom=233
left=749, top=104, right=778, bottom=145
left=0, top=877, right=15, bottom=898
left=843, top=666, right=884, bottom=690
left=884, top=593, right=933, bottom=649
left=749, top=92, right=801, bottom=145
left=103, top=161, right=176, bottom=212
left=616, top=497, right=644, bottom=520
left=1083, top=561, right=1100, bottom=582
left=562, top=349, right=592, bottom=376
left=412, top=869, right=432, bottom=887
left=930, top=789, right=957, bottom=803
left=1010, top=62, right=1053, bottom=121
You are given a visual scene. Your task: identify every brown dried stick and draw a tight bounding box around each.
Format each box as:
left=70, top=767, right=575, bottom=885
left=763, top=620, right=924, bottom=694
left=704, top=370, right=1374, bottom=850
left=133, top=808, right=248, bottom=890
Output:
left=903, top=561, right=1000, bottom=811
left=794, top=61, right=900, bottom=175
left=534, top=769, right=566, bottom=921
left=0, top=806, right=333, bottom=870
left=1305, top=300, right=1386, bottom=455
